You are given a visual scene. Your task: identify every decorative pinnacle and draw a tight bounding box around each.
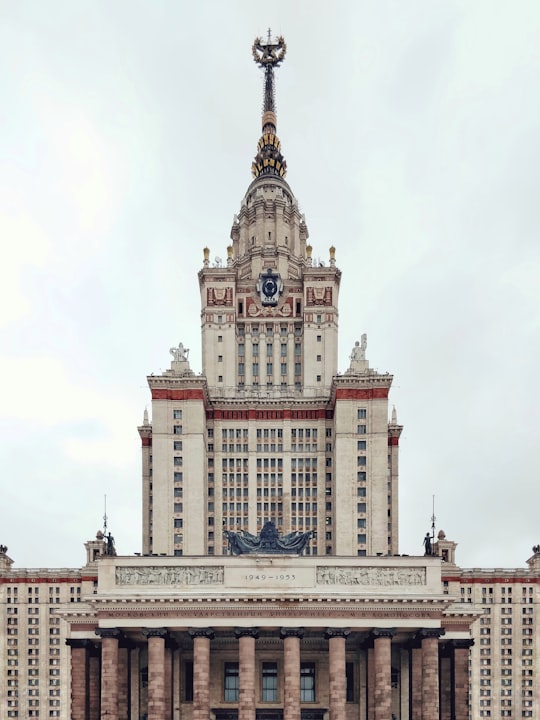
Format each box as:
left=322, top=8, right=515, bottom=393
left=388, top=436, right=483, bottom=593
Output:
left=251, top=30, right=287, bottom=180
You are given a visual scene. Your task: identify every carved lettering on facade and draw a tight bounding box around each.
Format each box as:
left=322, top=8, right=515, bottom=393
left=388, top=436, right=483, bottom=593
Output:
left=316, top=566, right=426, bottom=586
left=115, top=566, right=224, bottom=586
left=99, top=607, right=437, bottom=620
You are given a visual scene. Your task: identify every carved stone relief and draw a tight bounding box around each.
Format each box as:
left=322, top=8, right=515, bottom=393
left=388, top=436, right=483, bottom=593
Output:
left=306, top=287, right=332, bottom=306
left=115, top=566, right=224, bottom=586
left=316, top=567, right=426, bottom=586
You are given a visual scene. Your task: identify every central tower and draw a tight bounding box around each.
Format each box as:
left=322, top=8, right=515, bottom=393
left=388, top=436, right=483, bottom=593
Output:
left=200, top=33, right=340, bottom=397
left=140, top=33, right=402, bottom=559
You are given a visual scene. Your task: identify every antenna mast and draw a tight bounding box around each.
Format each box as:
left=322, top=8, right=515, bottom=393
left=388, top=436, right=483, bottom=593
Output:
left=103, top=495, right=108, bottom=536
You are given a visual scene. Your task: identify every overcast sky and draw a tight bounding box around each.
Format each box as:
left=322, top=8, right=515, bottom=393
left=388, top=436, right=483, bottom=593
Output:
left=1, top=1, right=539, bottom=570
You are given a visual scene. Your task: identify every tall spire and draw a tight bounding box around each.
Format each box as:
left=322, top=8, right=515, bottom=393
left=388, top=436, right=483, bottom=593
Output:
left=251, top=30, right=287, bottom=179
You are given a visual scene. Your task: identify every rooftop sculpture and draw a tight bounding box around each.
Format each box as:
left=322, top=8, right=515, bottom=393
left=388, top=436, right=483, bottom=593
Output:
left=225, top=521, right=312, bottom=555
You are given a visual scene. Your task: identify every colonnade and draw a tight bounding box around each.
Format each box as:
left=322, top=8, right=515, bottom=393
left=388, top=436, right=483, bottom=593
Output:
left=67, top=627, right=472, bottom=720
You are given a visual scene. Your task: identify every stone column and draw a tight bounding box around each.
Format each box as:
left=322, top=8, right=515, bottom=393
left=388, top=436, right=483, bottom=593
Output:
left=88, top=652, right=100, bottom=720
left=189, top=628, right=215, bottom=720
left=439, top=644, right=452, bottom=720
left=452, top=639, right=474, bottom=720
left=366, top=647, right=375, bottom=720
left=118, top=645, right=130, bottom=719
left=130, top=647, right=140, bottom=720
left=281, top=627, right=304, bottom=720
left=143, top=628, right=169, bottom=720
left=418, top=628, right=445, bottom=720
left=325, top=628, right=350, bottom=720
left=408, top=644, right=422, bottom=720
left=165, top=645, right=173, bottom=720
left=66, top=639, right=91, bottom=720
left=96, top=628, right=121, bottom=720
left=236, top=628, right=259, bottom=720
left=371, top=628, right=395, bottom=720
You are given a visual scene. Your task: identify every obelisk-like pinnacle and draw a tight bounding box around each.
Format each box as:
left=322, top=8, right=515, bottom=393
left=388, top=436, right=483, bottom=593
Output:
left=251, top=30, right=287, bottom=179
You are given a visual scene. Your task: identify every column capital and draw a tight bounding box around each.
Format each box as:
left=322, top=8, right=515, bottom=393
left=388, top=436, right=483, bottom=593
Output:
left=416, top=627, right=446, bottom=641
left=280, top=627, right=304, bottom=639
left=95, top=627, right=121, bottom=640
left=325, top=627, right=351, bottom=640
left=449, top=638, right=474, bottom=650
left=142, top=627, right=168, bottom=639
left=235, top=627, right=260, bottom=639
left=188, top=627, right=215, bottom=640
left=370, top=627, right=396, bottom=641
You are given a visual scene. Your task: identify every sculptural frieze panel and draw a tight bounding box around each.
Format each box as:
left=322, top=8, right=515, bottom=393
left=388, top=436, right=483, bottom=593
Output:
left=306, top=287, right=333, bottom=306
left=207, top=287, right=233, bottom=306
left=316, top=566, right=426, bottom=586
left=115, top=566, right=224, bottom=586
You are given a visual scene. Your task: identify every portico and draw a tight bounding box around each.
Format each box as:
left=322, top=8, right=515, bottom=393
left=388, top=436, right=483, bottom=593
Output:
left=65, top=554, right=478, bottom=720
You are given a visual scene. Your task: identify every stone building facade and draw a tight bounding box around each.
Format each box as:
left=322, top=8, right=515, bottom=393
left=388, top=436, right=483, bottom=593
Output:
left=1, top=33, right=539, bottom=720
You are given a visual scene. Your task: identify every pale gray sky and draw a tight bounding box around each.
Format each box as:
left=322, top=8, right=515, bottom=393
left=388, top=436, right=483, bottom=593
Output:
left=1, top=1, right=539, bottom=569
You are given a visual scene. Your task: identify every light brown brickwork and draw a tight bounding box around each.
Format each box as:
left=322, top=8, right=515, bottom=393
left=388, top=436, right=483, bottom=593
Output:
left=118, top=646, right=129, bottom=719
left=454, top=640, right=473, bottom=720
left=440, top=654, right=452, bottom=720
left=68, top=642, right=87, bottom=720
left=281, top=627, right=303, bottom=720
left=144, top=628, right=168, bottom=720
left=410, top=645, right=423, bottom=720
left=96, top=628, right=120, bottom=720
left=326, top=628, right=349, bottom=720
left=420, top=629, right=444, bottom=720
left=236, top=628, right=259, bottom=720
left=189, top=628, right=214, bottom=720
left=372, top=629, right=395, bottom=720
left=366, top=647, right=375, bottom=720
left=165, top=646, right=173, bottom=720
left=89, top=653, right=100, bottom=720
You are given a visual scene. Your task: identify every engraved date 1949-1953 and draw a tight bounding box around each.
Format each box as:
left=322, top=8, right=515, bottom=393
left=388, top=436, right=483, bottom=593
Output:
left=245, top=574, right=296, bottom=581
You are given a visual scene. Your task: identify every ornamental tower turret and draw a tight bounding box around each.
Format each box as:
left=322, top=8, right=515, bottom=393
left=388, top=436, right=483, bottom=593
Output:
left=142, top=34, right=401, bottom=559
left=200, top=32, right=340, bottom=398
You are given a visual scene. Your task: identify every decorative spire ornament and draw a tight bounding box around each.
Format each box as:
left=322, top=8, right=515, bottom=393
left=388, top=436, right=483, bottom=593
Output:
left=251, top=30, right=287, bottom=179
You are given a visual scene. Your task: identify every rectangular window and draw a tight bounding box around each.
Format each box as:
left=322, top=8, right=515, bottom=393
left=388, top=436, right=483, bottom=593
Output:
left=357, top=409, right=367, bottom=419
left=173, top=409, right=183, bottom=419
left=253, top=363, right=259, bottom=376
left=300, top=663, right=316, bottom=702
left=174, top=441, right=182, bottom=451
left=174, top=425, right=183, bottom=435
left=224, top=662, right=239, bottom=702
left=357, top=425, right=366, bottom=434
left=262, top=662, right=278, bottom=702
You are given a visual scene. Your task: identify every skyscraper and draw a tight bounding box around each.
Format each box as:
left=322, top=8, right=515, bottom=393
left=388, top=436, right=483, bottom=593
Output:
left=139, top=32, right=402, bottom=560
left=4, top=33, right=513, bottom=720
